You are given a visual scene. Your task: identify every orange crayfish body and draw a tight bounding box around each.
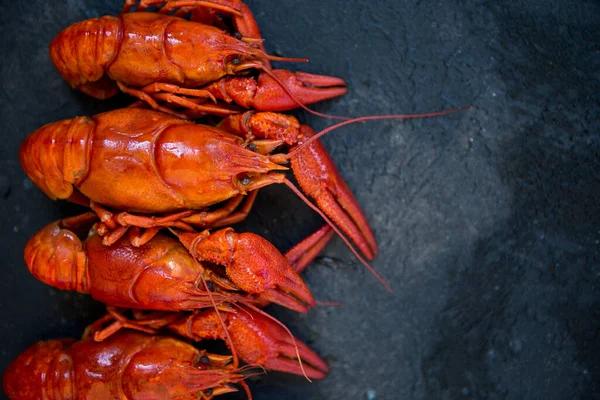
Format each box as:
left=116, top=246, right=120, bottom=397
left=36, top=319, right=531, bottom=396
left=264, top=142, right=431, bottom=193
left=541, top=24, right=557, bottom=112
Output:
left=20, top=107, right=378, bottom=260
left=86, top=305, right=330, bottom=379
left=49, top=11, right=347, bottom=112
left=3, top=331, right=245, bottom=400
left=50, top=12, right=266, bottom=99
left=20, top=108, right=286, bottom=214
left=24, top=215, right=315, bottom=313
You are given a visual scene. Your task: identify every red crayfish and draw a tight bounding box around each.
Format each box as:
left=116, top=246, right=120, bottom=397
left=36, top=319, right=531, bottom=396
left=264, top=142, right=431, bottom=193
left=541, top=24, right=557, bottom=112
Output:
left=87, top=304, right=329, bottom=379
left=6, top=0, right=474, bottom=397
left=50, top=0, right=347, bottom=117
left=20, top=108, right=381, bottom=269
left=3, top=330, right=255, bottom=400
left=25, top=213, right=333, bottom=314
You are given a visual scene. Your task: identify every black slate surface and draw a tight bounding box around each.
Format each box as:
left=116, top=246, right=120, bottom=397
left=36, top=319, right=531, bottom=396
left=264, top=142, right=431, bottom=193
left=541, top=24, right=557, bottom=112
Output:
left=1, top=1, right=599, bottom=399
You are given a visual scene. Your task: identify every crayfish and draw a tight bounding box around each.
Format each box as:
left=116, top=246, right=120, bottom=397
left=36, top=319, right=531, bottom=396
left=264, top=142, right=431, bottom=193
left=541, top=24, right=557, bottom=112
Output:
left=25, top=213, right=333, bottom=314
left=21, top=213, right=332, bottom=381
left=50, top=0, right=347, bottom=117
left=3, top=330, right=255, bottom=400
left=87, top=305, right=329, bottom=379
left=20, top=108, right=381, bottom=267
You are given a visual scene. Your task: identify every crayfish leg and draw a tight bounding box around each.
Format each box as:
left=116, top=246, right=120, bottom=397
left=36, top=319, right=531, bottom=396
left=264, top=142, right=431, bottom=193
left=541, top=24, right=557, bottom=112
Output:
left=119, top=81, right=244, bottom=118
left=92, top=194, right=259, bottom=248
left=122, top=0, right=240, bottom=16
left=218, top=111, right=301, bottom=145
left=84, top=308, right=181, bottom=342
left=195, top=190, right=259, bottom=227
left=91, top=201, right=199, bottom=247
left=118, top=82, right=221, bottom=118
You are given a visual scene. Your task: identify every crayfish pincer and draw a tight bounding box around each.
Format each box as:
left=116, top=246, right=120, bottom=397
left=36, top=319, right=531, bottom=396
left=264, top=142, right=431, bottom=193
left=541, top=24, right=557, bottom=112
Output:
left=3, top=331, right=253, bottom=400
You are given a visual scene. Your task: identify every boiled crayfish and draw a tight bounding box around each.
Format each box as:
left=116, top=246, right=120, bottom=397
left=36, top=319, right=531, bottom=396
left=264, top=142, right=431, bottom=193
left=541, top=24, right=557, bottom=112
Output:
left=20, top=108, right=379, bottom=263
left=3, top=330, right=254, bottom=400
left=50, top=0, right=347, bottom=116
left=7, top=0, right=473, bottom=398
left=87, top=305, right=329, bottom=379
left=25, top=213, right=334, bottom=314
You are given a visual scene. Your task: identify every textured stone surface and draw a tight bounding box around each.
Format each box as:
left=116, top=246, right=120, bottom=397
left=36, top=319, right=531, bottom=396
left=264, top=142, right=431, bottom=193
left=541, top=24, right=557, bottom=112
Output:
left=0, top=1, right=598, bottom=399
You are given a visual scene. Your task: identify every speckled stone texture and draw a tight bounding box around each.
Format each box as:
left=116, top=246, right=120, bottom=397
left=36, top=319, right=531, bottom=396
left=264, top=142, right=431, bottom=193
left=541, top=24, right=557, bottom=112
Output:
left=0, top=1, right=598, bottom=399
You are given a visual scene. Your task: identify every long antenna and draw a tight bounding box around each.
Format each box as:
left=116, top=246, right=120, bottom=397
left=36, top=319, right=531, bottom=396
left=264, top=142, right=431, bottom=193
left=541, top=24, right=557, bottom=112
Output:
left=286, top=106, right=472, bottom=159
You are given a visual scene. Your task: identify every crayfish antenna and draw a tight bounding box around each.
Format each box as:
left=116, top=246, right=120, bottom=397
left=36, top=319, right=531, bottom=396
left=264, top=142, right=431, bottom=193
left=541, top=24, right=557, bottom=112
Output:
left=283, top=179, right=393, bottom=293
left=285, top=106, right=473, bottom=160
left=264, top=54, right=310, bottom=63
left=315, top=300, right=345, bottom=307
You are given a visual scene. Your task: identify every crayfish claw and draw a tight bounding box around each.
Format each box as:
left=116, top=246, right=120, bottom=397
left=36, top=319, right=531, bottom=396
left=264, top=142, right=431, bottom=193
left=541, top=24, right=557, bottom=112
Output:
left=173, top=306, right=329, bottom=379
left=257, top=286, right=312, bottom=313
left=263, top=355, right=328, bottom=380
left=290, top=126, right=378, bottom=260
left=230, top=306, right=328, bottom=379
left=188, top=229, right=316, bottom=312
left=250, top=70, right=348, bottom=111
left=205, top=69, right=347, bottom=111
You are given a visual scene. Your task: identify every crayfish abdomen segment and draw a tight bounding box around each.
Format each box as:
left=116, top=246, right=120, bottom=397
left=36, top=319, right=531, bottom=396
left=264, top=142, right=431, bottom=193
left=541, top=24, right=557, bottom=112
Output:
left=3, top=339, right=76, bottom=400
left=24, top=219, right=90, bottom=294
left=20, top=116, right=94, bottom=202
left=50, top=16, right=121, bottom=98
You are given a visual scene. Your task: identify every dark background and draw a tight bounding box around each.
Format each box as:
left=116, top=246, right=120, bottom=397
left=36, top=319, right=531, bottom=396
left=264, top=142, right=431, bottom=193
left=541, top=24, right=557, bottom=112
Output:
left=1, top=1, right=599, bottom=399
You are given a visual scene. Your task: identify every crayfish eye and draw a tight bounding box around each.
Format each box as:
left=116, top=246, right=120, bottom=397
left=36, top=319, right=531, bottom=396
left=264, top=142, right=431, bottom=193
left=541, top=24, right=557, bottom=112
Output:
left=203, top=388, right=214, bottom=397
left=240, top=176, right=251, bottom=186
left=199, top=355, right=210, bottom=364
left=231, top=56, right=241, bottom=65
left=205, top=281, right=214, bottom=291
left=233, top=31, right=242, bottom=40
